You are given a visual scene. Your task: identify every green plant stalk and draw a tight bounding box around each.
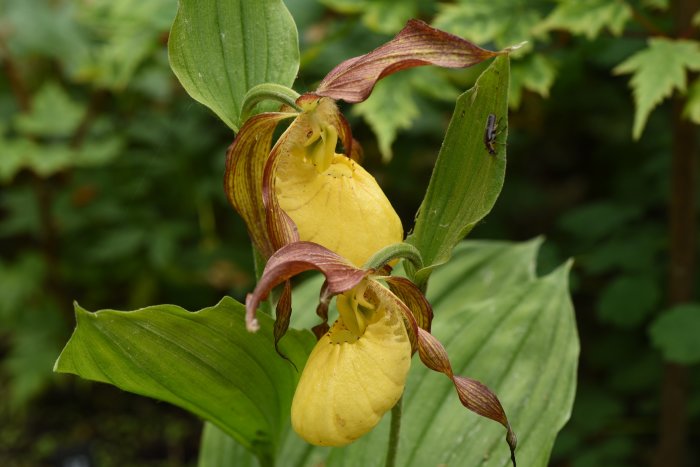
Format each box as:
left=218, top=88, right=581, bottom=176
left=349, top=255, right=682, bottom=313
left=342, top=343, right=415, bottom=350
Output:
left=240, top=83, right=301, bottom=124
left=384, top=396, right=403, bottom=467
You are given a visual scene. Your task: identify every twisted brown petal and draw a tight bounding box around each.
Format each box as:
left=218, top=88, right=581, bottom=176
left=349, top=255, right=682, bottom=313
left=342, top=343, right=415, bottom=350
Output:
left=245, top=242, right=368, bottom=332
left=311, top=281, right=333, bottom=339
left=454, top=376, right=518, bottom=467
left=273, top=281, right=294, bottom=364
left=385, top=276, right=433, bottom=332
left=368, top=281, right=517, bottom=466
left=224, top=111, right=296, bottom=257
left=315, top=19, right=499, bottom=103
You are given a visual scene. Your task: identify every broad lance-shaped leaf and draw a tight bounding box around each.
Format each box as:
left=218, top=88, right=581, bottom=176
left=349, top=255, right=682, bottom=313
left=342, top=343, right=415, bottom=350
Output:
left=53, top=297, right=315, bottom=466
left=315, top=19, right=499, bottom=103
left=168, top=0, right=299, bottom=131
left=406, top=54, right=509, bottom=285
left=198, top=423, right=259, bottom=467
left=225, top=111, right=296, bottom=258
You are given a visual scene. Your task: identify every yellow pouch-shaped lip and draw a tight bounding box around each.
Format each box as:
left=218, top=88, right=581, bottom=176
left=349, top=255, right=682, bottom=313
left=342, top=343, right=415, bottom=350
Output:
left=291, top=298, right=411, bottom=446
left=276, top=153, right=403, bottom=267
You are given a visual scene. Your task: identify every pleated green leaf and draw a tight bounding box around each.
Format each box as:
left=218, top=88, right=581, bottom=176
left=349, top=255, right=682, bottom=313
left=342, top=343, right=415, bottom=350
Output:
left=168, top=0, right=299, bottom=131
left=54, top=297, right=315, bottom=466
left=406, top=55, right=509, bottom=285
left=198, top=422, right=260, bottom=467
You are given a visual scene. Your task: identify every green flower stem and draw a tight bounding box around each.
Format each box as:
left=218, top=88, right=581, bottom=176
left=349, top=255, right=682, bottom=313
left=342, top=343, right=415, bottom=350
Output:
left=240, top=83, right=301, bottom=124
left=385, top=396, right=403, bottom=467
left=362, top=242, right=424, bottom=272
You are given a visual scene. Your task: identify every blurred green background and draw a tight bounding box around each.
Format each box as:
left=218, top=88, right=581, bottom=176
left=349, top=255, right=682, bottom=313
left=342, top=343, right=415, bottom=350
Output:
left=1, top=0, right=699, bottom=466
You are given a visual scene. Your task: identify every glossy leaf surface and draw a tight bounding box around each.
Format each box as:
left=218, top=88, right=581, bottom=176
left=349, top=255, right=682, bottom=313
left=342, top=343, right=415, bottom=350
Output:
left=54, top=297, right=315, bottom=465
left=168, top=0, right=299, bottom=131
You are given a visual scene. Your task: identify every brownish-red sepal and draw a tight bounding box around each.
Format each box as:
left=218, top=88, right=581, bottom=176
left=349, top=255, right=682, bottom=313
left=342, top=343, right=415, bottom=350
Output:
left=225, top=111, right=297, bottom=258
left=245, top=241, right=368, bottom=332
left=273, top=281, right=295, bottom=365
left=348, top=137, right=364, bottom=163
left=311, top=282, right=333, bottom=339
left=454, top=376, right=517, bottom=467
left=315, top=19, right=499, bottom=103
left=385, top=276, right=433, bottom=332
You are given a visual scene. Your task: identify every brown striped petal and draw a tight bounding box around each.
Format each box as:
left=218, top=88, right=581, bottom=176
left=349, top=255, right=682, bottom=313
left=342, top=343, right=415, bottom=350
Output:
left=224, top=111, right=296, bottom=258
left=315, top=19, right=499, bottom=103
left=385, top=276, right=433, bottom=332
left=245, top=241, right=368, bottom=332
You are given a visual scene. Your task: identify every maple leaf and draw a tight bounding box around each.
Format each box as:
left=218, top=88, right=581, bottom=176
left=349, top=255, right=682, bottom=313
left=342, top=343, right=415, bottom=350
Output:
left=538, top=0, right=632, bottom=39
left=614, top=38, right=700, bottom=139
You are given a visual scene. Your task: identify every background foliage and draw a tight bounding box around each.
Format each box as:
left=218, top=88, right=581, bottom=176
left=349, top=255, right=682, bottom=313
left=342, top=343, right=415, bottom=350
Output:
left=1, top=0, right=699, bottom=466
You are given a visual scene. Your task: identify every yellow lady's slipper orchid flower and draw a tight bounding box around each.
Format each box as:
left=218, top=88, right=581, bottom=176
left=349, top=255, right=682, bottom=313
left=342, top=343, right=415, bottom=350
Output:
left=225, top=20, right=500, bottom=265
left=245, top=242, right=517, bottom=463
left=225, top=95, right=402, bottom=267
left=291, top=279, right=411, bottom=446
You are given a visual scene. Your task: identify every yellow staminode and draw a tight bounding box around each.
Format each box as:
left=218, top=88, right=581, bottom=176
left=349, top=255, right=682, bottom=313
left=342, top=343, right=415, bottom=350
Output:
left=291, top=280, right=411, bottom=446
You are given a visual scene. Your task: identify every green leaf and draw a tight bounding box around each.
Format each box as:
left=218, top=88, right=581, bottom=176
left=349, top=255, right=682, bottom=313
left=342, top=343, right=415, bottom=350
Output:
left=54, top=297, right=315, bottom=465
left=643, top=0, right=668, bottom=9
left=73, top=0, right=176, bottom=89
left=0, top=136, right=122, bottom=183
left=537, top=0, right=632, bottom=39
left=597, top=275, right=660, bottom=328
left=510, top=53, right=557, bottom=109
left=199, top=423, right=259, bottom=467
left=352, top=72, right=419, bottom=162
left=433, top=1, right=543, bottom=51
left=649, top=303, right=700, bottom=364
left=352, top=68, right=460, bottom=162
left=406, top=55, right=509, bottom=282
left=581, top=228, right=661, bottom=274
left=0, top=136, right=123, bottom=183
left=168, top=0, right=299, bottom=131
left=683, top=77, right=700, bottom=124
left=557, top=202, right=642, bottom=241
left=614, top=38, right=700, bottom=139
left=3, top=0, right=89, bottom=71
left=14, top=83, right=85, bottom=137
left=320, top=0, right=417, bottom=34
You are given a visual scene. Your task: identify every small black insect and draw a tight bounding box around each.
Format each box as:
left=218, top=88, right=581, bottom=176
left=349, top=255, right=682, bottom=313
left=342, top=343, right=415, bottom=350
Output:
left=484, top=113, right=501, bottom=155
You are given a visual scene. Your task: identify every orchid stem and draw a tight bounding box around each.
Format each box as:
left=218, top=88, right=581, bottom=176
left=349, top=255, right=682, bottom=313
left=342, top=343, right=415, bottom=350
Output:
left=385, top=396, right=403, bottom=467
left=240, top=83, right=301, bottom=124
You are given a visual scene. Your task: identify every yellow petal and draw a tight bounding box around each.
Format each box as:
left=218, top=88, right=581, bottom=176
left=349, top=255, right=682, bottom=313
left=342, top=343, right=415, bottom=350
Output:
left=291, top=303, right=411, bottom=446
left=275, top=153, right=403, bottom=267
